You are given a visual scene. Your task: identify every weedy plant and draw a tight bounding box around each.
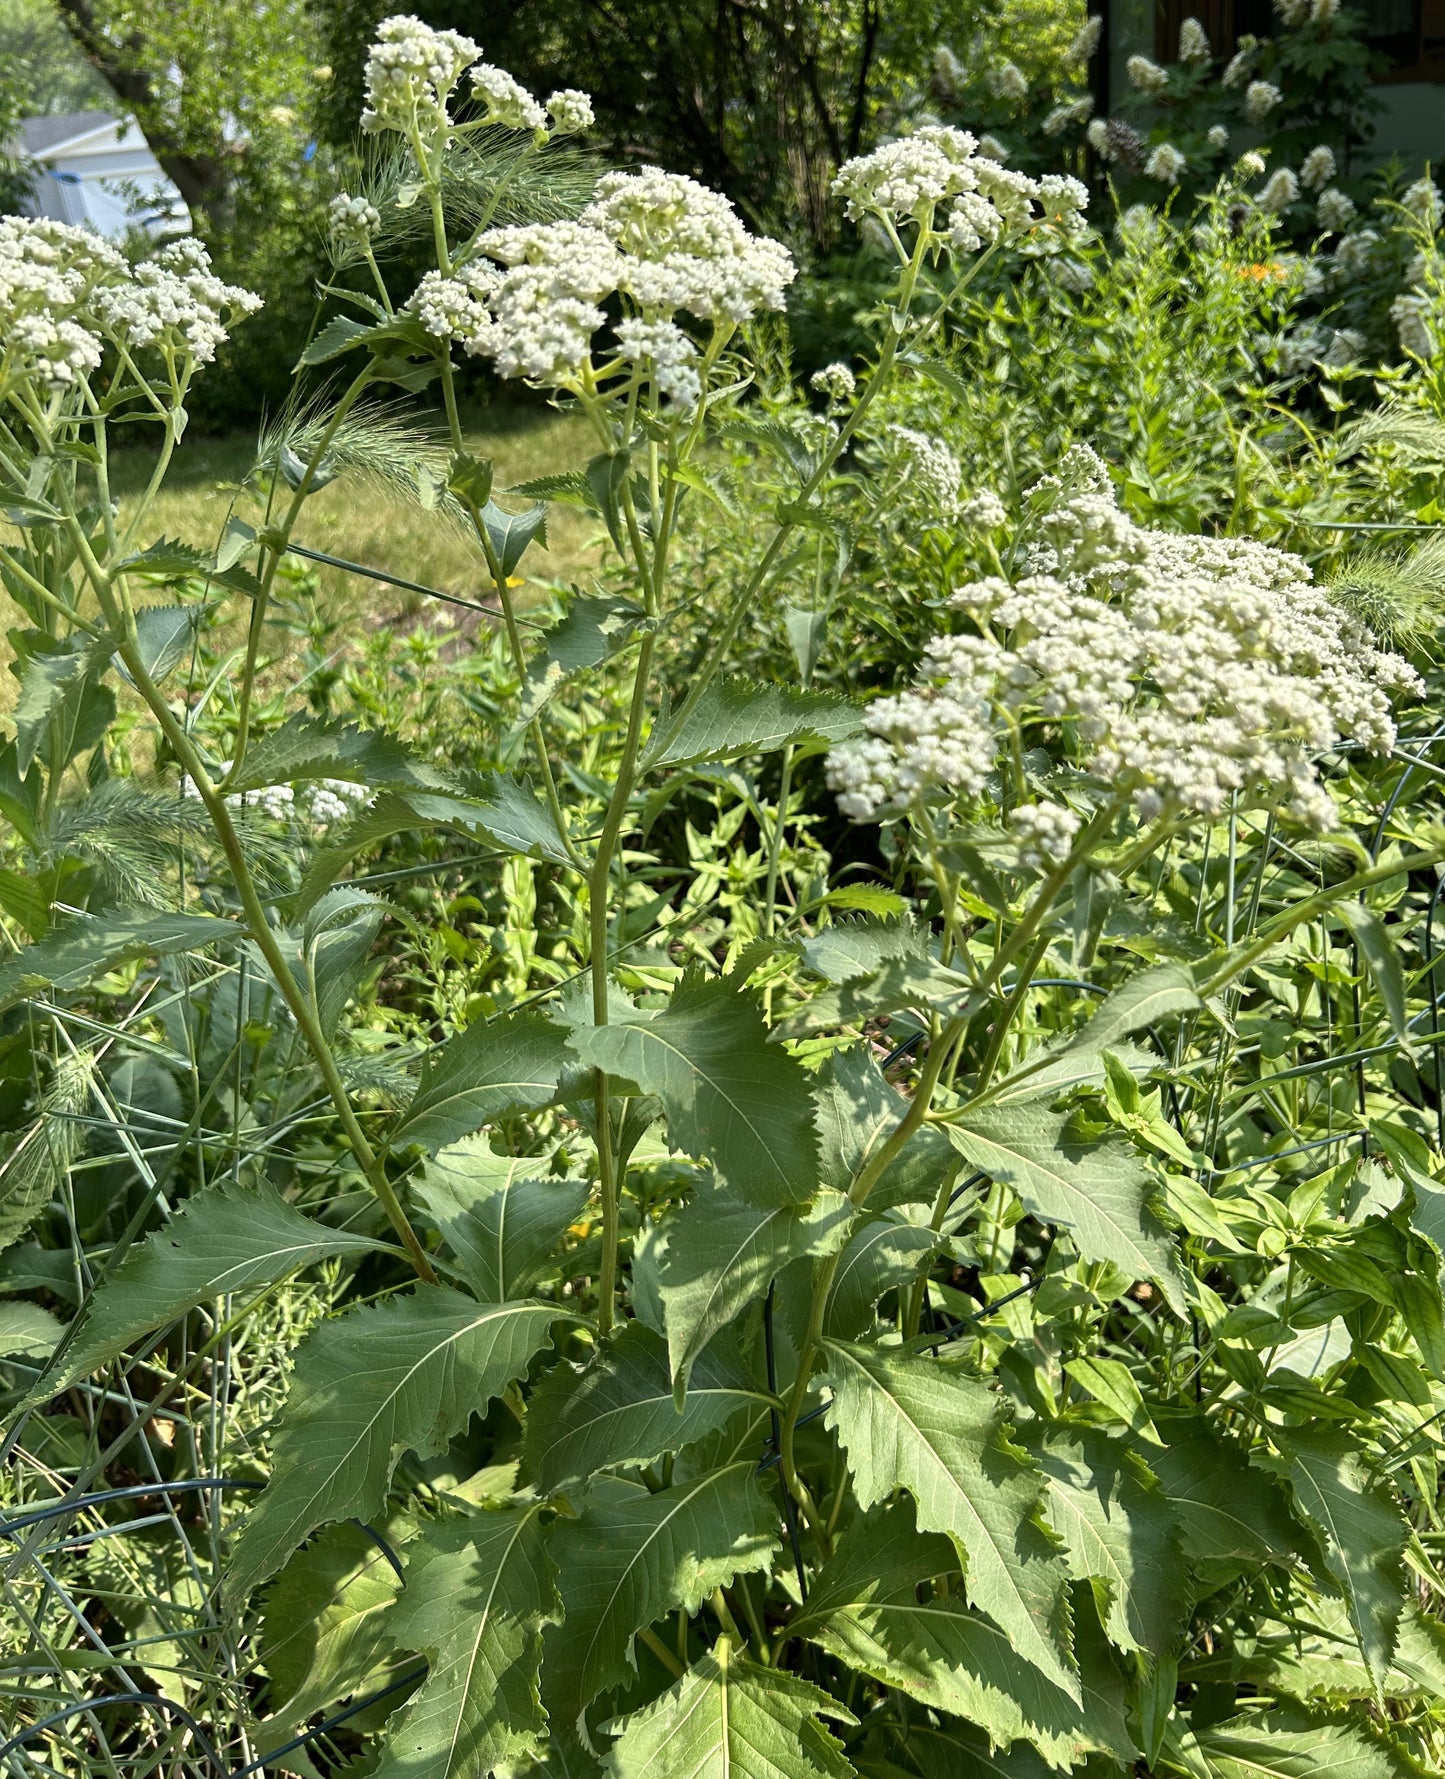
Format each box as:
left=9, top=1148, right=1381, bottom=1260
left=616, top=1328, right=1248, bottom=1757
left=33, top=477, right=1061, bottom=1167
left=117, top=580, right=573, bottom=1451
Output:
left=8, top=16, right=1445, bottom=1779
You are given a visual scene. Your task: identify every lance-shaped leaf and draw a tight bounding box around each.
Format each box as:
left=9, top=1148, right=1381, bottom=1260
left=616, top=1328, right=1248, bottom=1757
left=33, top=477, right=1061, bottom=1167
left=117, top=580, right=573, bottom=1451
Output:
left=814, top=1043, right=955, bottom=1211
left=791, top=1506, right=1130, bottom=1768
left=603, top=1641, right=855, bottom=1779
left=821, top=1339, right=1077, bottom=1697
left=895, top=1721, right=1057, bottom=1779
left=394, top=1012, right=571, bottom=1151
left=1049, top=964, right=1200, bottom=1063
left=373, top=1502, right=559, bottom=1778
left=1265, top=1427, right=1408, bottom=1693
left=644, top=677, right=862, bottom=769
left=545, top=1464, right=777, bottom=1732
left=228, top=1289, right=567, bottom=1599
left=1336, top=903, right=1410, bottom=1050
left=1020, top=1427, right=1185, bottom=1660
left=660, top=1184, right=853, bottom=1393
left=415, top=1134, right=587, bottom=1302
left=1189, top=1706, right=1418, bottom=1779
left=228, top=714, right=447, bottom=795
left=260, top=1520, right=411, bottom=1749
left=525, top=1322, right=770, bottom=1494
left=0, top=908, right=237, bottom=1013
left=32, top=1182, right=382, bottom=1400
left=0, top=1302, right=63, bottom=1357
left=948, top=1102, right=1186, bottom=1314
left=568, top=975, right=819, bottom=1205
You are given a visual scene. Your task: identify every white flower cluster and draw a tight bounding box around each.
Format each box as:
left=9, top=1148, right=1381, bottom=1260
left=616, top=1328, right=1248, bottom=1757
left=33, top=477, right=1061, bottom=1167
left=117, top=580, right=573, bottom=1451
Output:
left=1315, top=188, right=1356, bottom=233
left=93, top=240, right=263, bottom=365
left=1, top=219, right=260, bottom=392
left=1222, top=43, right=1256, bottom=86
left=1126, top=54, right=1170, bottom=93
left=960, top=490, right=1008, bottom=528
left=811, top=361, right=856, bottom=402
left=1145, top=144, right=1186, bottom=186
left=328, top=192, right=381, bottom=244
left=832, top=127, right=1086, bottom=253
left=471, top=63, right=547, bottom=131
left=1334, top=228, right=1379, bottom=276
left=1392, top=292, right=1440, bottom=360
left=407, top=167, right=793, bottom=391
left=1207, top=124, right=1231, bottom=150
left=1257, top=168, right=1299, bottom=215
left=1300, top=145, right=1336, bottom=191
left=826, top=451, right=1420, bottom=838
left=546, top=88, right=594, bottom=135
left=1178, top=17, right=1212, bottom=62
left=1044, top=96, right=1094, bottom=136
left=1278, top=0, right=1338, bottom=20
left=889, top=426, right=963, bottom=518
left=1011, top=800, right=1083, bottom=869
left=614, top=317, right=699, bottom=406
left=986, top=61, right=1030, bottom=101
left=0, top=217, right=121, bottom=389
left=1064, top=15, right=1103, bottom=65
left=1244, top=80, right=1282, bottom=122
left=180, top=769, right=368, bottom=825
left=1403, top=177, right=1443, bottom=226
left=361, top=14, right=480, bottom=134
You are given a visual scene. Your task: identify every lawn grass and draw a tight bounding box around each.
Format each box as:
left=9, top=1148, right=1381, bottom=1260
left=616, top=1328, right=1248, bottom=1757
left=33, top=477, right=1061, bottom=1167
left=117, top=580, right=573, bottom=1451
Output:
left=105, top=396, right=604, bottom=628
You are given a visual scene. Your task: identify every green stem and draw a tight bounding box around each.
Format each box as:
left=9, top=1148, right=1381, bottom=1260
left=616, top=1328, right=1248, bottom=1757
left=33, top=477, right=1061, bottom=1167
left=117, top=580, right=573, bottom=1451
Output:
left=762, top=745, right=795, bottom=937
left=777, top=1015, right=966, bottom=1527
left=588, top=633, right=658, bottom=1335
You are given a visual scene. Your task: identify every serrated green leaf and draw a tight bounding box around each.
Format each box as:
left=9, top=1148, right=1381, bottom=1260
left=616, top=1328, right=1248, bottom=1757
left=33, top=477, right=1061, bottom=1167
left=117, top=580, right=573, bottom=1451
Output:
left=1236, top=1597, right=1445, bottom=1703
left=414, top=1134, right=587, bottom=1301
left=646, top=677, right=862, bottom=769
left=0, top=1301, right=63, bottom=1357
left=800, top=919, right=929, bottom=984
left=814, top=1044, right=955, bottom=1211
left=449, top=776, right=572, bottom=864
left=128, top=604, right=202, bottom=687
left=1022, top=1428, right=1184, bottom=1659
left=821, top=1339, right=1078, bottom=1697
left=260, top=1520, right=410, bottom=1746
left=525, top=1322, right=770, bottom=1494
left=889, top=1721, right=1058, bottom=1778
left=567, top=975, right=819, bottom=1205
left=374, top=1502, right=559, bottom=1778
left=603, top=1641, right=856, bottom=1778
left=229, top=715, right=446, bottom=796
left=775, top=952, right=979, bottom=1041
left=1060, top=1357, right=1164, bottom=1446
left=520, top=595, right=649, bottom=725
left=228, top=1289, right=567, bottom=1599
left=1147, top=1417, right=1302, bottom=1571
left=1265, top=1427, right=1408, bottom=1693
left=0, top=1046, right=91, bottom=1253
left=1189, top=1706, right=1418, bottom=1779
left=660, top=1183, right=852, bottom=1392
left=544, top=1465, right=777, bottom=1733
left=792, top=1505, right=1129, bottom=1768
left=947, top=1102, right=1186, bottom=1314
left=13, top=640, right=89, bottom=774
left=825, top=1214, right=940, bottom=1337
left=0, top=908, right=237, bottom=1013
left=299, top=314, right=379, bottom=365
left=393, top=1012, right=571, bottom=1151
left=479, top=499, right=548, bottom=577
left=32, top=1182, right=381, bottom=1401
left=1050, top=964, right=1200, bottom=1062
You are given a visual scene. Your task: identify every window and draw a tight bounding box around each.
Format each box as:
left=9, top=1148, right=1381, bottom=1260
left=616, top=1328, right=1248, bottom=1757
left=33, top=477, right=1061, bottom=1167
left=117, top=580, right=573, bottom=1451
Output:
left=1359, top=0, right=1445, bottom=79
left=1153, top=0, right=1445, bottom=78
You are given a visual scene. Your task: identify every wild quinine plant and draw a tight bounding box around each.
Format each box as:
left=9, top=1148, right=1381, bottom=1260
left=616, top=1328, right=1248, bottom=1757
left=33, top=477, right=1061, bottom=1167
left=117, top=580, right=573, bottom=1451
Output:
left=7, top=13, right=1445, bottom=1779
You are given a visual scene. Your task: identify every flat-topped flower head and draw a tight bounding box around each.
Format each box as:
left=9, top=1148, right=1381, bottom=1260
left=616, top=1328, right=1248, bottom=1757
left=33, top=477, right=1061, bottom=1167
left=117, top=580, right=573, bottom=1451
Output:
left=410, top=164, right=791, bottom=392
left=328, top=192, right=381, bottom=245
left=826, top=459, right=1420, bottom=841
left=93, top=239, right=262, bottom=365
left=361, top=14, right=480, bottom=134
left=832, top=132, right=1073, bottom=253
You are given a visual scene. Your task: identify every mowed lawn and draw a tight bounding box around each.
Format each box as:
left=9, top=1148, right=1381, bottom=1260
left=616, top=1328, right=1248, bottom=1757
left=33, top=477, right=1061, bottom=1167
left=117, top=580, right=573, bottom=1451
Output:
left=105, top=398, right=603, bottom=630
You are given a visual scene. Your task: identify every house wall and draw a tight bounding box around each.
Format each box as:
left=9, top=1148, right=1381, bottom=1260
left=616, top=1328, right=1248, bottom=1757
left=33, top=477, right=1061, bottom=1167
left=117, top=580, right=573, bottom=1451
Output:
left=26, top=120, right=185, bottom=238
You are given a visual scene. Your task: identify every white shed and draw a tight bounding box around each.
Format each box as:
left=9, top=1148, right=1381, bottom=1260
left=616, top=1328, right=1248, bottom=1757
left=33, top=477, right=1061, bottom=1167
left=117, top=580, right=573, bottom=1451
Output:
left=13, top=112, right=188, bottom=239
